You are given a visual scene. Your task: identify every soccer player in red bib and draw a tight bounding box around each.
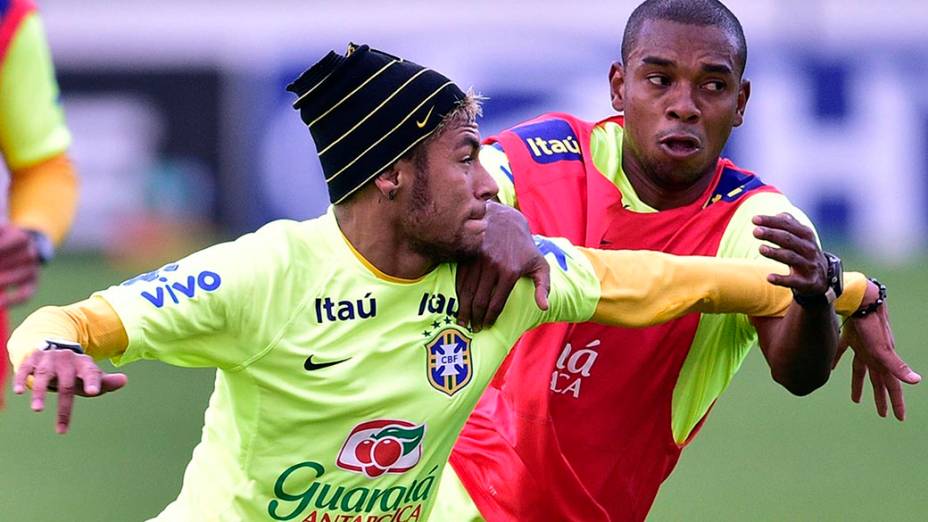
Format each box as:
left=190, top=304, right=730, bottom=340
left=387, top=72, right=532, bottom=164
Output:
left=438, top=1, right=920, bottom=520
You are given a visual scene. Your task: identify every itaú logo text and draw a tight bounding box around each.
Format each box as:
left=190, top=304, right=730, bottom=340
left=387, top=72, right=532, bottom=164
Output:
left=512, top=119, right=583, bottom=164
left=525, top=134, right=581, bottom=159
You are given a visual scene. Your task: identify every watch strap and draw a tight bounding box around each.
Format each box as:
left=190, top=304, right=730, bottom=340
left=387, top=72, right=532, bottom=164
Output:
left=43, top=339, right=84, bottom=354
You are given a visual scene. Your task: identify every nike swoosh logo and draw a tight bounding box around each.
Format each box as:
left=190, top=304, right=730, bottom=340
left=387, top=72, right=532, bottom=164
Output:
left=416, top=106, right=435, bottom=128
left=304, top=355, right=351, bottom=371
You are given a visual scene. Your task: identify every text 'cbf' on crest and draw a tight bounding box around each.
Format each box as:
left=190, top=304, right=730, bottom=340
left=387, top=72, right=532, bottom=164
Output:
left=425, top=328, right=473, bottom=397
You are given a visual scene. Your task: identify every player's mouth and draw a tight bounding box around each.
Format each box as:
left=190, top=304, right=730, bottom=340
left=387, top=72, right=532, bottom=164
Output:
left=658, top=133, right=702, bottom=160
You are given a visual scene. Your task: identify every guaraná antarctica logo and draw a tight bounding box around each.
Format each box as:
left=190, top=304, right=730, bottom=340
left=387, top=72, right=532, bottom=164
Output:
left=336, top=420, right=426, bottom=478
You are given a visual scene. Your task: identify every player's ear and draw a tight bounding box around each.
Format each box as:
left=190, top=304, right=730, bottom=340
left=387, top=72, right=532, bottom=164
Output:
left=734, top=79, right=750, bottom=127
left=609, top=61, right=626, bottom=112
left=374, top=166, right=402, bottom=201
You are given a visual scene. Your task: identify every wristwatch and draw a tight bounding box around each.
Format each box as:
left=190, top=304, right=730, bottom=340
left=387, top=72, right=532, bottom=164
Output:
left=792, top=251, right=843, bottom=308
left=26, top=230, right=55, bottom=264
left=43, top=339, right=85, bottom=354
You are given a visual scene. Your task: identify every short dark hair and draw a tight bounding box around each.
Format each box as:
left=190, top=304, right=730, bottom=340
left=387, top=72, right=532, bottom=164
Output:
left=621, top=0, right=747, bottom=75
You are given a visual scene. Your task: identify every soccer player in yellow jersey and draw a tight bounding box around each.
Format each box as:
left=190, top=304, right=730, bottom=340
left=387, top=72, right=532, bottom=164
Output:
left=9, top=44, right=871, bottom=521
left=0, top=0, right=79, bottom=405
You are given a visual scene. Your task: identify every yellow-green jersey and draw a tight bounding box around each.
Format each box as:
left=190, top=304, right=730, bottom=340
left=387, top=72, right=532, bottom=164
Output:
left=87, top=206, right=813, bottom=521
left=97, top=208, right=606, bottom=520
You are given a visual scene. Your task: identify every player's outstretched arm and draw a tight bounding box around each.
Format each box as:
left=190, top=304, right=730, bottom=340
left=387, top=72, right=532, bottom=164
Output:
left=577, top=247, right=869, bottom=328
left=9, top=297, right=129, bottom=434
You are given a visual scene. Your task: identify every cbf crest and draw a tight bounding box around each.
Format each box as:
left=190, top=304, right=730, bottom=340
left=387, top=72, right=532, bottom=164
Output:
left=425, top=328, right=473, bottom=396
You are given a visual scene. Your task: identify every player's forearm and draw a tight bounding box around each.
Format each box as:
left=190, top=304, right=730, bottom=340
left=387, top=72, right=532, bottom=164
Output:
left=8, top=152, right=79, bottom=246
left=579, top=248, right=868, bottom=327
left=753, top=303, right=838, bottom=396
left=759, top=276, right=885, bottom=395
left=8, top=296, right=128, bottom=371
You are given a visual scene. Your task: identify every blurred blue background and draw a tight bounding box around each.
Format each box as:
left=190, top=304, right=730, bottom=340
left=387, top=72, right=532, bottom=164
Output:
left=1, top=1, right=926, bottom=520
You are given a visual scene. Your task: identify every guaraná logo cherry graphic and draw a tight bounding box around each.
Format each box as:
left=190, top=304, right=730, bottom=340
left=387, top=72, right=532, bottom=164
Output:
left=336, top=420, right=426, bottom=478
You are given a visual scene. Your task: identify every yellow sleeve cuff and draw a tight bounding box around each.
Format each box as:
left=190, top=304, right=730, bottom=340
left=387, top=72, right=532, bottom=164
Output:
left=8, top=296, right=129, bottom=371
left=9, top=152, right=79, bottom=245
left=835, top=272, right=867, bottom=316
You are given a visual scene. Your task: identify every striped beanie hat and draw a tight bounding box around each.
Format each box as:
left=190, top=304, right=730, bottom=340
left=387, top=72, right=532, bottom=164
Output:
left=288, top=44, right=466, bottom=204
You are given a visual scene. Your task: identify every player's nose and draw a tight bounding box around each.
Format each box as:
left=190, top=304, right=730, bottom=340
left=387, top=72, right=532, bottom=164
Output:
left=666, top=84, right=701, bottom=123
left=474, top=159, right=498, bottom=201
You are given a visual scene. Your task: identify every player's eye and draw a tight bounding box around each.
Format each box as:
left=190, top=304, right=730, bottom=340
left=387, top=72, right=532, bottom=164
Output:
left=704, top=80, right=726, bottom=92
left=647, top=75, right=669, bottom=87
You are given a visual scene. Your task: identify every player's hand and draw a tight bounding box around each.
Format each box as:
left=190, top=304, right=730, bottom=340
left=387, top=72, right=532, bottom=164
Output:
left=832, top=283, right=921, bottom=420
left=456, top=202, right=550, bottom=332
left=13, top=348, right=128, bottom=434
left=0, top=224, right=41, bottom=307
left=752, top=213, right=828, bottom=295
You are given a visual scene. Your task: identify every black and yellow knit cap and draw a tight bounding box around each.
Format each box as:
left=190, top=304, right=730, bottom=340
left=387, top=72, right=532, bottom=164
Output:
left=288, top=43, right=467, bottom=204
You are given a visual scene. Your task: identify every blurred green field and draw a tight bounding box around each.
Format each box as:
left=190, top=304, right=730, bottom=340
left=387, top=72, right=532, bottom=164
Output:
left=0, top=253, right=925, bottom=520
